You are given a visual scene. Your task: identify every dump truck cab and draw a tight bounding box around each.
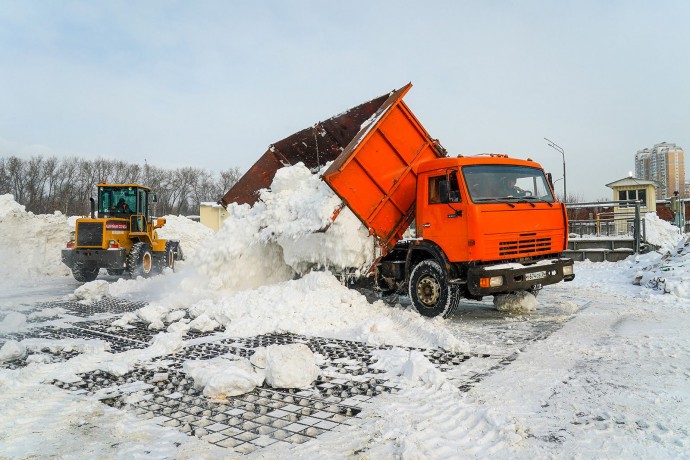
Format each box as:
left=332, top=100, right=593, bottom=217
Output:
left=410, top=155, right=574, bottom=301
left=62, top=183, right=181, bottom=282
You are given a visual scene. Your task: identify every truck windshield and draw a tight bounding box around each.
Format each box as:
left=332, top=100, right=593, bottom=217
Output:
left=462, top=165, right=555, bottom=203
left=98, top=187, right=137, bottom=215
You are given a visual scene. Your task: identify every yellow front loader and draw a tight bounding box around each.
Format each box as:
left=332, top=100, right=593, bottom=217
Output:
left=62, top=183, right=182, bottom=282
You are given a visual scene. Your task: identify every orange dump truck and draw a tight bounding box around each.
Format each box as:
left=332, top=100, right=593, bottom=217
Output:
left=221, top=83, right=574, bottom=318
left=321, top=84, right=574, bottom=317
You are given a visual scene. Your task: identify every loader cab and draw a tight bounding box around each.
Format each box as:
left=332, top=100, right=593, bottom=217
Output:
left=97, top=184, right=153, bottom=220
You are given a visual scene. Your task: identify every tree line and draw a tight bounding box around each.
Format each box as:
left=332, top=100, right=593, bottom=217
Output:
left=0, top=155, right=241, bottom=216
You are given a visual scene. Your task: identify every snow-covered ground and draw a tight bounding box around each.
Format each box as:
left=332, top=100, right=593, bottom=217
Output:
left=1, top=184, right=689, bottom=459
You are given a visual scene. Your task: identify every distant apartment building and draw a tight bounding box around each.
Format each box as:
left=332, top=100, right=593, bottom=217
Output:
left=634, top=142, right=685, bottom=199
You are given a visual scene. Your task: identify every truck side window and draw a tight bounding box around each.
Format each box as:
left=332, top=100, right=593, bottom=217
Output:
left=429, top=173, right=461, bottom=204
left=428, top=176, right=443, bottom=204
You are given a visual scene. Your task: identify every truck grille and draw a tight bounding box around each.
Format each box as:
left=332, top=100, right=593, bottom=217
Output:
left=499, top=236, right=551, bottom=256
left=77, top=222, right=103, bottom=247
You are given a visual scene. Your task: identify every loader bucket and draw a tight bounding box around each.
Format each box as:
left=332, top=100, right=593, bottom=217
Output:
left=218, top=91, right=392, bottom=207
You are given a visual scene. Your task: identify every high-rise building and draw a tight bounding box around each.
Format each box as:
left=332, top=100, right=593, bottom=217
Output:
left=634, top=142, right=685, bottom=199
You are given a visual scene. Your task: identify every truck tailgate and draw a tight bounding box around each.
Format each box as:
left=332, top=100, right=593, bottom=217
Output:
left=322, top=83, right=444, bottom=254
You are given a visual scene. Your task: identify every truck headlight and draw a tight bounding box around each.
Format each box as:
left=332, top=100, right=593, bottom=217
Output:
left=563, top=265, right=574, bottom=276
left=480, top=276, right=504, bottom=288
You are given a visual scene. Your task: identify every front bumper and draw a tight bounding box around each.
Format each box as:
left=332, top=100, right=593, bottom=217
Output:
left=467, top=258, right=575, bottom=296
left=61, top=248, right=128, bottom=270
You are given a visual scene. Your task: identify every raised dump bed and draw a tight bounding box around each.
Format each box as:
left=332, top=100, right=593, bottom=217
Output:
left=322, top=83, right=444, bottom=254
left=219, top=89, right=396, bottom=207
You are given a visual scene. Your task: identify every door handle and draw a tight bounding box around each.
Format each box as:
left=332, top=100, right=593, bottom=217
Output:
left=422, top=223, right=431, bottom=228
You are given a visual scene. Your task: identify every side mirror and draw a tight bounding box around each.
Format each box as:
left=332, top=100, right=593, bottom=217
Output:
left=546, top=173, right=554, bottom=189
left=151, top=192, right=157, bottom=203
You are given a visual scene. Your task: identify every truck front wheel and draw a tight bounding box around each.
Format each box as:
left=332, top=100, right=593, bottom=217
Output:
left=409, top=260, right=459, bottom=318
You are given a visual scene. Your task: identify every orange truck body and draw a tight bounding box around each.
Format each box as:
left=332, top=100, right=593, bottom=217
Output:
left=322, top=83, right=574, bottom=316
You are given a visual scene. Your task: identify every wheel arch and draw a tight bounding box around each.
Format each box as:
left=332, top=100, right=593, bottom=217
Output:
left=405, top=241, right=452, bottom=283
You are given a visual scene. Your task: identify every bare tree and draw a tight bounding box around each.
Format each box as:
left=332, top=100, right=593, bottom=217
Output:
left=0, top=154, right=243, bottom=217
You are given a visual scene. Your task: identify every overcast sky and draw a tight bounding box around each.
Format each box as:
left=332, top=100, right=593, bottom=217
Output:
left=1, top=1, right=689, bottom=200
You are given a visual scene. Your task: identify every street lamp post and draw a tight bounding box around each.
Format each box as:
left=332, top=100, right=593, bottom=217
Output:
left=544, top=137, right=566, bottom=202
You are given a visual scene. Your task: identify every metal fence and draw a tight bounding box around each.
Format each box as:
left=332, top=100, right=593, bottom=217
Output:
left=566, top=200, right=645, bottom=253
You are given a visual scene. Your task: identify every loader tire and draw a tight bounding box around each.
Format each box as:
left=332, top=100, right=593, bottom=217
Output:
left=154, top=241, right=176, bottom=273
left=408, top=259, right=459, bottom=318
left=73, top=264, right=99, bottom=283
left=128, top=242, right=154, bottom=278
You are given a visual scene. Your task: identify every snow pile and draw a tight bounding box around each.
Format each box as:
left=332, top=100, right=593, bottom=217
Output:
left=644, top=212, right=683, bottom=248
left=188, top=203, right=295, bottom=293
left=0, top=311, right=27, bottom=333
left=254, top=343, right=320, bottom=389
left=263, top=164, right=375, bottom=274
left=0, top=194, right=72, bottom=279
left=155, top=214, right=213, bottom=260
left=0, top=340, right=26, bottom=362
left=182, top=344, right=320, bottom=399
left=188, top=162, right=375, bottom=293
left=182, top=357, right=264, bottom=399
left=112, top=271, right=466, bottom=352
left=371, top=348, right=451, bottom=390
left=631, top=234, right=690, bottom=298
left=100, top=162, right=384, bottom=333
left=72, top=280, right=110, bottom=301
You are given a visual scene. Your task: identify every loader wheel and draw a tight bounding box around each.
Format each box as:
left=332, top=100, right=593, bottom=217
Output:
left=408, top=259, right=459, bottom=318
left=73, top=264, right=99, bottom=282
left=154, top=241, right=176, bottom=273
left=127, top=242, right=154, bottom=278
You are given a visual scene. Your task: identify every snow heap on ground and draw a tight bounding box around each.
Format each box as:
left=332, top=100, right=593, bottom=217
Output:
left=644, top=212, right=683, bottom=248
left=0, top=194, right=72, bottom=279
left=370, top=348, right=452, bottom=390
left=181, top=343, right=321, bottom=399
left=183, top=356, right=264, bottom=399
left=156, top=214, right=213, bottom=261
left=189, top=162, right=375, bottom=294
left=629, top=234, right=690, bottom=298
left=624, top=213, right=688, bottom=298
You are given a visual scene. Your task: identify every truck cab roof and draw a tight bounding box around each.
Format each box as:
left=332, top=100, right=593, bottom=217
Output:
left=416, top=155, right=544, bottom=174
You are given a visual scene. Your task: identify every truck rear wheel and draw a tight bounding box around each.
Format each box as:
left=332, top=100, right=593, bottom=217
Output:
left=128, top=242, right=154, bottom=278
left=73, top=264, right=99, bottom=282
left=408, top=259, right=459, bottom=318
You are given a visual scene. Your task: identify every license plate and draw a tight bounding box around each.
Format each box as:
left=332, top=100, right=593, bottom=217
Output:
left=525, top=271, right=546, bottom=281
